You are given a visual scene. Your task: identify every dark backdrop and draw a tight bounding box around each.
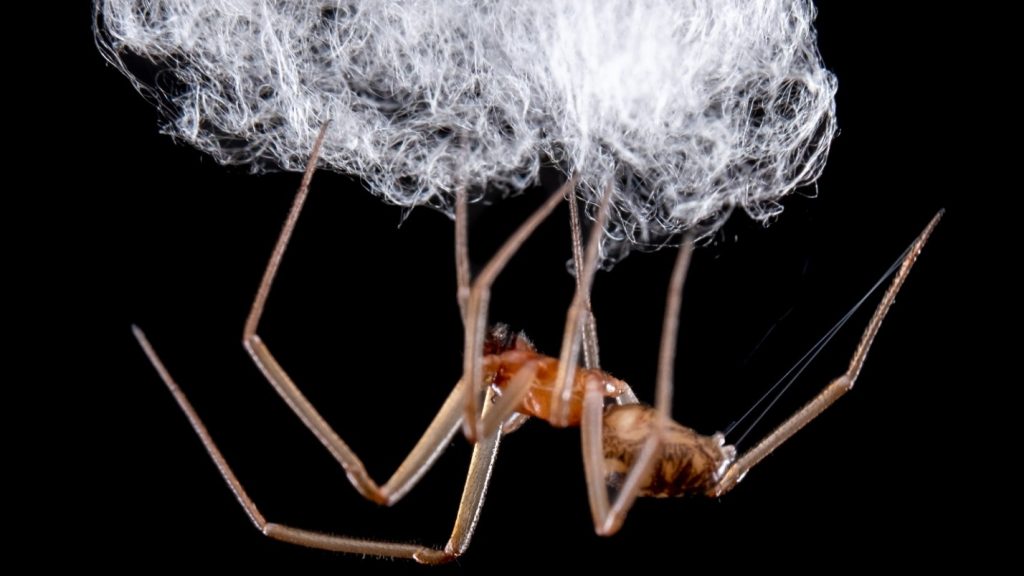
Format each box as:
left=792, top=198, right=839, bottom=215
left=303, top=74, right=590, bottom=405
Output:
left=60, top=3, right=974, bottom=572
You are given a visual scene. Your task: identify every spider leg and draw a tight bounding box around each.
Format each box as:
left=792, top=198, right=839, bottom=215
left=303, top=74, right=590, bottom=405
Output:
left=566, top=191, right=640, bottom=407
left=234, top=124, right=462, bottom=505
left=455, top=187, right=470, bottom=323
left=714, top=210, right=942, bottom=496
left=473, top=190, right=633, bottom=439
left=579, top=236, right=695, bottom=535
left=567, top=190, right=601, bottom=372
left=549, top=187, right=616, bottom=427
left=476, top=360, right=541, bottom=440
left=135, top=327, right=502, bottom=564
left=460, top=177, right=576, bottom=442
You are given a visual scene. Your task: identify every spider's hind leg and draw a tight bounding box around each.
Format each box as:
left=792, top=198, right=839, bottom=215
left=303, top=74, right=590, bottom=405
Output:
left=713, top=210, right=943, bottom=496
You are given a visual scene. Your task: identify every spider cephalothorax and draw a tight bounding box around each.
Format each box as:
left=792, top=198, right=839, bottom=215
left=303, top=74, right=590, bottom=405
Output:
left=484, top=323, right=627, bottom=427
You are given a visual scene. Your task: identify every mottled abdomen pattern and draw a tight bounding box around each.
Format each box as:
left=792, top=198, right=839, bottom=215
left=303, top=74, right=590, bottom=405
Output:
left=603, top=404, right=735, bottom=498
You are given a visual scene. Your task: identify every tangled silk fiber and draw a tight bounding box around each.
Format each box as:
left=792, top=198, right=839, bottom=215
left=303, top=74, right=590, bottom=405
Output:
left=97, top=0, right=836, bottom=262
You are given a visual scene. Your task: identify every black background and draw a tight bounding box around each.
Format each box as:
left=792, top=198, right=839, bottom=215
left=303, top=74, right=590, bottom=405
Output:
left=53, top=2, right=982, bottom=571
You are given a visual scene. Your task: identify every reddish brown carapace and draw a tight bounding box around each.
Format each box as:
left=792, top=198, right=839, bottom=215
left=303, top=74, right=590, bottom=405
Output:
left=482, top=324, right=626, bottom=426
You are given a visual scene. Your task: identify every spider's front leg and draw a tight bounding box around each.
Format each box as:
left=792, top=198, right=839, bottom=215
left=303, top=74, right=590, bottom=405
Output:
left=241, top=124, right=462, bottom=507
left=135, top=124, right=500, bottom=563
left=135, top=327, right=492, bottom=563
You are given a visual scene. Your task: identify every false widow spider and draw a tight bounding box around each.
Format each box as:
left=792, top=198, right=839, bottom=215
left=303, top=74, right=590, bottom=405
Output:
left=134, top=124, right=940, bottom=563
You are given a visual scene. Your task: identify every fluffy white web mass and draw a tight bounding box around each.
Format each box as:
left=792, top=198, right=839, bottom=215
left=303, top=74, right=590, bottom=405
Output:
left=97, top=0, right=836, bottom=262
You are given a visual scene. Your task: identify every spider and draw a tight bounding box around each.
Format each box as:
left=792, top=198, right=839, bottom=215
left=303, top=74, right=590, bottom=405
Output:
left=133, top=124, right=940, bottom=564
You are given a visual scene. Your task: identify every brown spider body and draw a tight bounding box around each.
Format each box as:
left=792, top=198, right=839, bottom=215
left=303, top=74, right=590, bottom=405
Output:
left=485, top=324, right=735, bottom=498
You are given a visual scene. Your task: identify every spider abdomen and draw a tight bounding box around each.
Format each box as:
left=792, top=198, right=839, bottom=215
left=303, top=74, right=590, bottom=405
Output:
left=602, top=404, right=736, bottom=498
